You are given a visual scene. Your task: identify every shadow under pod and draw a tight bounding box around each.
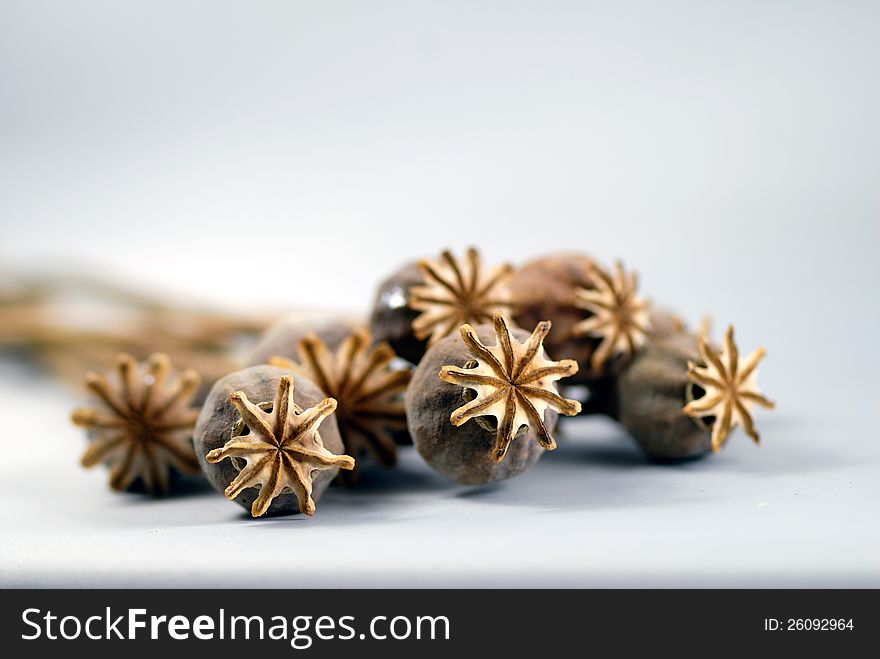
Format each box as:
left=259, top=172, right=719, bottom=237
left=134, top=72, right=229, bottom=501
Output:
left=454, top=482, right=505, bottom=499
left=547, top=438, right=647, bottom=469
left=335, top=460, right=452, bottom=496
left=218, top=410, right=843, bottom=523
left=119, top=473, right=217, bottom=500
left=235, top=509, right=312, bottom=524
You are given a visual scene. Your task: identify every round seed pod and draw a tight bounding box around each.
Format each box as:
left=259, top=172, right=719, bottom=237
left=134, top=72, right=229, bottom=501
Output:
left=406, top=316, right=581, bottom=485
left=511, top=253, right=684, bottom=385
left=370, top=249, right=515, bottom=366
left=509, top=253, right=598, bottom=383
left=194, top=365, right=349, bottom=516
left=615, top=332, right=712, bottom=460
left=243, top=312, right=360, bottom=366
left=369, top=261, right=426, bottom=365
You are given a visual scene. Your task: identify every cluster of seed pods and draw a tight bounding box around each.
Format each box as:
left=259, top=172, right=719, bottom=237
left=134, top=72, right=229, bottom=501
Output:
left=72, top=248, right=774, bottom=517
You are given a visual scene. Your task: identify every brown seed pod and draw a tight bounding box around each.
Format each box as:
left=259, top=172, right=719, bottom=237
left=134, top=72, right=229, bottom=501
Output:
left=370, top=248, right=514, bottom=365
left=509, top=253, right=600, bottom=383
left=243, top=312, right=360, bottom=367
left=194, top=365, right=352, bottom=516
left=406, top=313, right=581, bottom=484
left=369, top=261, right=428, bottom=364
left=71, top=353, right=202, bottom=496
left=615, top=333, right=712, bottom=460
left=616, top=328, right=774, bottom=460
left=269, top=327, right=412, bottom=484
left=511, top=253, right=683, bottom=383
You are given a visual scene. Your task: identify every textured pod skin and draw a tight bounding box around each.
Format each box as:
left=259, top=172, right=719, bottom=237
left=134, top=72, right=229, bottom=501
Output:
left=194, top=365, right=344, bottom=515
left=406, top=325, right=555, bottom=485
left=616, top=332, right=712, bottom=460
left=243, top=313, right=359, bottom=366
left=509, top=253, right=599, bottom=383
left=368, top=261, right=427, bottom=365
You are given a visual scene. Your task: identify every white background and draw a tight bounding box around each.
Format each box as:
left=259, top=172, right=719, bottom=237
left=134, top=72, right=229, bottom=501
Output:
left=1, top=0, right=878, bottom=586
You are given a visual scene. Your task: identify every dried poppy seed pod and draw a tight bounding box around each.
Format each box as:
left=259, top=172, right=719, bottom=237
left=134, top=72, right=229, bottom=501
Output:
left=509, top=253, right=598, bottom=383
left=369, top=260, right=426, bottom=364
left=511, top=254, right=662, bottom=383
left=194, top=365, right=353, bottom=516
left=406, top=313, right=581, bottom=484
left=615, top=333, right=711, bottom=459
left=71, top=353, right=203, bottom=496
left=243, top=312, right=360, bottom=366
left=369, top=247, right=514, bottom=365
left=616, top=327, right=774, bottom=460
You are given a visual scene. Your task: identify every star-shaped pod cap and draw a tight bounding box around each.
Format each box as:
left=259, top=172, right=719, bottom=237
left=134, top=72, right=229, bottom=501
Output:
left=572, top=260, right=652, bottom=374
left=72, top=353, right=201, bottom=495
left=410, top=247, right=514, bottom=346
left=683, top=325, right=775, bottom=451
left=206, top=375, right=355, bottom=516
left=439, top=313, right=582, bottom=463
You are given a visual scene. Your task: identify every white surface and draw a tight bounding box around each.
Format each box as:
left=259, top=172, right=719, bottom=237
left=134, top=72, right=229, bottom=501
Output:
left=0, top=359, right=877, bottom=588
left=0, top=1, right=878, bottom=586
